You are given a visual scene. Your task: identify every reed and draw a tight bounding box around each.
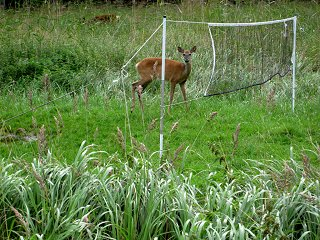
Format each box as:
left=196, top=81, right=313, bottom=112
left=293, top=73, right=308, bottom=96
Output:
left=0, top=145, right=319, bottom=239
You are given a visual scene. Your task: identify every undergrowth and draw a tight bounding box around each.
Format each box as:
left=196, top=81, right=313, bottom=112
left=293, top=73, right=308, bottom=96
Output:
left=0, top=142, right=319, bottom=239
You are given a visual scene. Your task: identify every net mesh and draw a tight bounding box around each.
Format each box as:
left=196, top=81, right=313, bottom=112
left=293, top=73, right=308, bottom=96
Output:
left=205, top=20, right=294, bottom=96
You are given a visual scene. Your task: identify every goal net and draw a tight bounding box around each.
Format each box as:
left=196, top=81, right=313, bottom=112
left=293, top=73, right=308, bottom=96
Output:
left=204, top=17, right=296, bottom=97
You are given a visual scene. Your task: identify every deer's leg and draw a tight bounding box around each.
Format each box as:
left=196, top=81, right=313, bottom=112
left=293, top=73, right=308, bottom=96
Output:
left=137, top=81, right=152, bottom=112
left=132, top=80, right=151, bottom=112
left=180, top=81, right=188, bottom=111
left=137, top=85, right=144, bottom=112
left=169, top=81, right=176, bottom=113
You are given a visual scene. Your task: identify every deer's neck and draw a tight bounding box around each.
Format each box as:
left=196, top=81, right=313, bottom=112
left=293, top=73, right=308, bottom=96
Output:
left=183, top=62, right=192, bottom=77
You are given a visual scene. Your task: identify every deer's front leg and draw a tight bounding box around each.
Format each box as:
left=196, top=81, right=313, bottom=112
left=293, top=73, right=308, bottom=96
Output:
left=180, top=82, right=188, bottom=111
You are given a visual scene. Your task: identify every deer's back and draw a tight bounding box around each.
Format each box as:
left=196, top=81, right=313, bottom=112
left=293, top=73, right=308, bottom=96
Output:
left=136, top=58, right=186, bottom=82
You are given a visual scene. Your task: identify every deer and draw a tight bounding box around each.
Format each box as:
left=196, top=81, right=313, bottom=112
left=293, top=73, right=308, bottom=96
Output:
left=131, top=46, right=197, bottom=113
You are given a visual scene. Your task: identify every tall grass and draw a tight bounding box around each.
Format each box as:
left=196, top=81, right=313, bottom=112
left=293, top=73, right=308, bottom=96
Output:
left=0, top=142, right=319, bottom=239
left=0, top=1, right=319, bottom=92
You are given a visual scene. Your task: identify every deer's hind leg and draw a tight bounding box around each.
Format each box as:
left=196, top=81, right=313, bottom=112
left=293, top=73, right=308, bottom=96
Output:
left=137, top=84, right=144, bottom=112
left=131, top=80, right=151, bottom=113
left=131, top=82, right=139, bottom=113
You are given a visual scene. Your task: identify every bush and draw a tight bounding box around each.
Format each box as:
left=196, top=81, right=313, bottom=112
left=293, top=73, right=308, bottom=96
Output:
left=0, top=45, right=88, bottom=90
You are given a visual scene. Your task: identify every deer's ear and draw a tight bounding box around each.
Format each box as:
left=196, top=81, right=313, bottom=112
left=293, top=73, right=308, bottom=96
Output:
left=177, top=47, right=184, bottom=53
left=190, top=46, right=197, bottom=53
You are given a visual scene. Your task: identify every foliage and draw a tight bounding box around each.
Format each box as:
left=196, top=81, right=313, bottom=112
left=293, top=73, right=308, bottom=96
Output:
left=0, top=144, right=319, bottom=239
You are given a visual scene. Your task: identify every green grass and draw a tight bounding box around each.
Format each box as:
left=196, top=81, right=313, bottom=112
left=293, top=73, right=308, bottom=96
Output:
left=1, top=87, right=319, bottom=185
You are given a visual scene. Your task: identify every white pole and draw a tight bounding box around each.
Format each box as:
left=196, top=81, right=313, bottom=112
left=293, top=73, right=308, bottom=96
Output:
left=160, top=16, right=166, bottom=159
left=204, top=25, right=216, bottom=96
left=292, top=16, right=297, bottom=113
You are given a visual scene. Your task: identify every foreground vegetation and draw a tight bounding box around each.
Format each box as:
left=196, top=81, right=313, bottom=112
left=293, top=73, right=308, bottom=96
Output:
left=0, top=0, right=319, bottom=238
left=1, top=143, right=319, bottom=239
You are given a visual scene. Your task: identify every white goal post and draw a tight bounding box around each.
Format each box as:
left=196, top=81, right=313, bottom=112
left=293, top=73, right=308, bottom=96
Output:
left=159, top=16, right=297, bottom=158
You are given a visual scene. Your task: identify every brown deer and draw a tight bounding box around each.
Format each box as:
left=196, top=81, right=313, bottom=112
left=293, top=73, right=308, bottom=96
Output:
left=131, top=46, right=197, bottom=113
left=93, top=14, right=120, bottom=23
left=83, top=14, right=120, bottom=24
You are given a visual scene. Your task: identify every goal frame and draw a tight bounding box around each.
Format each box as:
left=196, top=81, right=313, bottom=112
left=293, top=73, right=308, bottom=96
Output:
left=159, top=16, right=297, bottom=158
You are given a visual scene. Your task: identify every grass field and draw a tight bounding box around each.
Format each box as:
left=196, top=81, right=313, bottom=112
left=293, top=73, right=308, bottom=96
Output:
left=1, top=91, right=319, bottom=183
left=0, top=1, right=320, bottom=239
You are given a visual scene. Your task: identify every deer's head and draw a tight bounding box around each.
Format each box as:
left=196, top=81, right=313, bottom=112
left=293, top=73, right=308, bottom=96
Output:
left=178, top=46, right=197, bottom=63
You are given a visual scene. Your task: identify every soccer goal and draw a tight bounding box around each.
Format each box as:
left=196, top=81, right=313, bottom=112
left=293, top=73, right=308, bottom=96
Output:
left=159, top=16, right=297, bottom=157
left=205, top=18, right=297, bottom=99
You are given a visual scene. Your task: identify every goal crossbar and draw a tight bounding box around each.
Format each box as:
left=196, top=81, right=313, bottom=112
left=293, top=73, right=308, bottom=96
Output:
left=167, top=17, right=296, bottom=26
left=208, top=17, right=296, bottom=27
